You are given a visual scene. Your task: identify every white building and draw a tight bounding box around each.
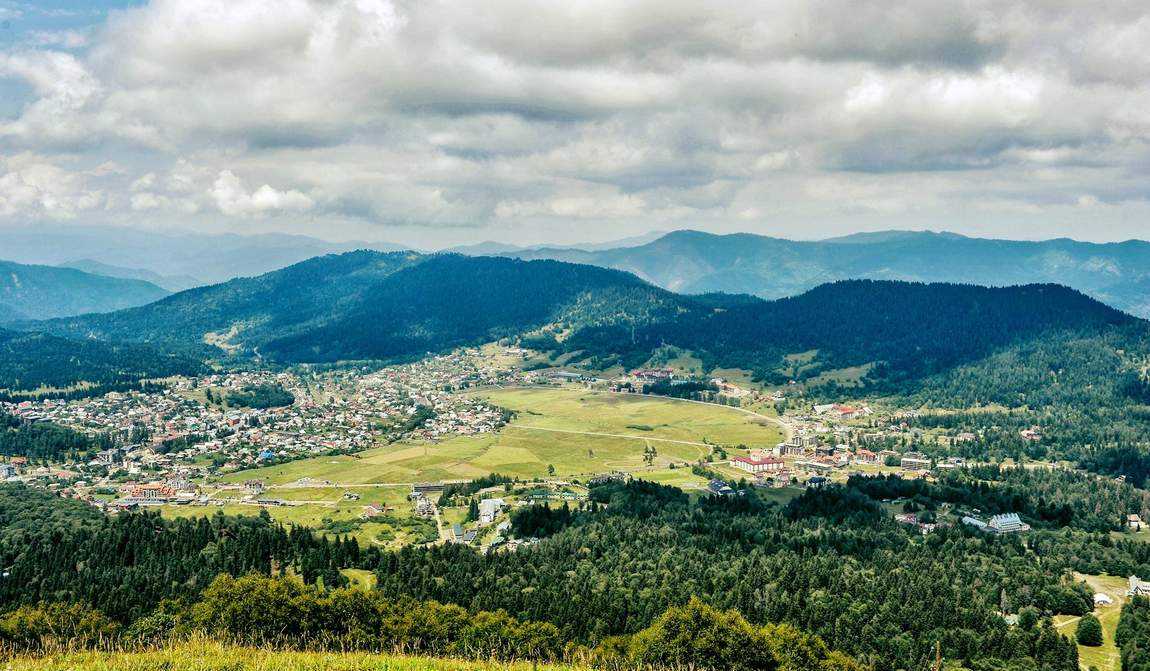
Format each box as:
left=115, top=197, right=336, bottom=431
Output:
left=1131, top=575, right=1150, bottom=597
left=732, top=455, right=784, bottom=474
left=988, top=513, right=1030, bottom=534
left=479, top=498, right=506, bottom=525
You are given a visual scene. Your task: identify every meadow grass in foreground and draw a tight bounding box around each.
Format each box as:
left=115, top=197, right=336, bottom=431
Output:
left=4, top=640, right=583, bottom=671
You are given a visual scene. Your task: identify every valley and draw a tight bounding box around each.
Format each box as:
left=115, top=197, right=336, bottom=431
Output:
left=1, top=253, right=1149, bottom=671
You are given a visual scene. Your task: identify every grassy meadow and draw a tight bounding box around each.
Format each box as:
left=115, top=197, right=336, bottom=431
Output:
left=1052, top=573, right=1129, bottom=671
left=220, top=387, right=784, bottom=486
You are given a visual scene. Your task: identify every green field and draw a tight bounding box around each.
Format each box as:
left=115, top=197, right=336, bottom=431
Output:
left=1053, top=573, right=1129, bottom=671
left=161, top=485, right=434, bottom=547
left=220, top=388, right=785, bottom=486
left=8, top=640, right=581, bottom=671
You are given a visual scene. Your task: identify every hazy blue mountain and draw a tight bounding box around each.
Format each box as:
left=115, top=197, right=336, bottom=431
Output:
left=0, top=225, right=409, bottom=285
left=507, top=229, right=1150, bottom=317
left=445, top=230, right=668, bottom=256
left=0, top=260, right=170, bottom=321
left=60, top=259, right=202, bottom=292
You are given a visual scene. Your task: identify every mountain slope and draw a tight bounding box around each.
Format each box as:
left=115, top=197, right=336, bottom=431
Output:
left=0, top=260, right=170, bottom=321
left=23, top=252, right=1145, bottom=404
left=508, top=229, right=1150, bottom=317
left=0, top=328, right=203, bottom=396
left=60, top=259, right=202, bottom=292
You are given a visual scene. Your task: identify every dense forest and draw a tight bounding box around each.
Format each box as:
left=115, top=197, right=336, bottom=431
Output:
left=1118, top=597, right=1150, bottom=671
left=0, top=328, right=202, bottom=397
left=3, top=475, right=1139, bottom=670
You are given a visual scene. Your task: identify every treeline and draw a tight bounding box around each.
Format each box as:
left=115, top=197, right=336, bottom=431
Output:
left=0, top=328, right=202, bottom=396
left=0, top=485, right=373, bottom=624
left=0, top=574, right=864, bottom=671
left=1117, top=596, right=1150, bottom=671
left=848, top=467, right=1150, bottom=532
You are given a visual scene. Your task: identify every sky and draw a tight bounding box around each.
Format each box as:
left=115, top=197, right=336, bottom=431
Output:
left=2, top=0, right=1150, bottom=249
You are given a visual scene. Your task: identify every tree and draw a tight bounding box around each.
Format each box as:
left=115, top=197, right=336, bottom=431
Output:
left=1076, top=613, right=1104, bottom=647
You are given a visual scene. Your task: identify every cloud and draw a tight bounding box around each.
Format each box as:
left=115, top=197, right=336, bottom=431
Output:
left=0, top=153, right=104, bottom=218
left=0, top=0, right=1149, bottom=245
left=210, top=169, right=314, bottom=216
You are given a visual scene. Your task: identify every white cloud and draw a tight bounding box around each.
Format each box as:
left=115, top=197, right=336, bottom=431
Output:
left=0, top=0, right=1149, bottom=244
left=210, top=169, right=314, bottom=216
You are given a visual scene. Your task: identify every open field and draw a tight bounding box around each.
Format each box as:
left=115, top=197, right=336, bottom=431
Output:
left=220, top=387, right=784, bottom=485
left=5, top=641, right=582, bottom=671
left=160, top=485, right=433, bottom=547
left=1053, top=573, right=1129, bottom=671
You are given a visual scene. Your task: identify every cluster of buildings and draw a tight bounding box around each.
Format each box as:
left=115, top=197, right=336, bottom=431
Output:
left=962, top=512, right=1031, bottom=534
left=0, top=347, right=534, bottom=509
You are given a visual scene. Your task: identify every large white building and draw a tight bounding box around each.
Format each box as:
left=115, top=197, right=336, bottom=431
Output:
left=479, top=498, right=506, bottom=525
left=732, top=454, right=784, bottom=474
left=1131, top=575, right=1150, bottom=597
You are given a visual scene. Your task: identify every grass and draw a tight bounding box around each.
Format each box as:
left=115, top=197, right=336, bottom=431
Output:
left=220, top=388, right=784, bottom=485
left=1052, top=573, right=1129, bottom=671
left=5, top=640, right=582, bottom=671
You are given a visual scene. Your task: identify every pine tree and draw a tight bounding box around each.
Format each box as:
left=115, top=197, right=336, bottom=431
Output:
left=1076, top=613, right=1104, bottom=647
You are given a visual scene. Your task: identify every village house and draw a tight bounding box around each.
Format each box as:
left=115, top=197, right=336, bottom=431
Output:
left=1129, top=514, right=1144, bottom=531
left=1129, top=575, right=1150, bottom=597
left=853, top=448, right=880, bottom=465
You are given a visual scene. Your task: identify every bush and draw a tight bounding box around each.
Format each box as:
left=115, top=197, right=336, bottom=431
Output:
left=0, top=602, right=119, bottom=650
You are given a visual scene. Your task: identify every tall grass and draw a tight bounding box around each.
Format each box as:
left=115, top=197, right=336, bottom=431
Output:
left=2, top=638, right=585, bottom=671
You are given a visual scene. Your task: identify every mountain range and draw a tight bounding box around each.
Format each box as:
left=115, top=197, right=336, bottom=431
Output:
left=0, top=225, right=406, bottom=287
left=506, top=229, right=1150, bottom=318
left=0, top=260, right=170, bottom=322
left=17, top=251, right=1143, bottom=408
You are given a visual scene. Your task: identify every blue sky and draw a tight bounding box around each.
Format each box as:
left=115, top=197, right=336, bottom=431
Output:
left=2, top=1, right=1150, bottom=248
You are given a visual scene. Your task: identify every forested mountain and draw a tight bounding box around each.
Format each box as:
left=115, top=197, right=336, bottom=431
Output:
left=22, top=251, right=1145, bottom=403
left=0, top=328, right=202, bottom=398
left=0, top=260, right=169, bottom=321
left=507, top=229, right=1150, bottom=318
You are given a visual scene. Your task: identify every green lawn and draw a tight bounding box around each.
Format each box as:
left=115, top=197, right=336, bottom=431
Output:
left=221, top=388, right=784, bottom=485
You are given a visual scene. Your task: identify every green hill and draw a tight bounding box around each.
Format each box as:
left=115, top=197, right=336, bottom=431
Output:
left=20, top=251, right=1146, bottom=404
left=0, top=259, right=169, bottom=321
left=0, top=328, right=203, bottom=397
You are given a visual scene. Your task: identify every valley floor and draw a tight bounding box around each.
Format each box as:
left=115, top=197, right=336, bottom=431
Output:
left=6, top=641, right=582, bottom=671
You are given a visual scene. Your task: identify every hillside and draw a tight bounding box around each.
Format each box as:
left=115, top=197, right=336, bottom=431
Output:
left=60, top=258, right=201, bottom=292
left=508, top=229, right=1150, bottom=318
left=0, top=328, right=203, bottom=397
left=0, top=260, right=170, bottom=321
left=22, top=252, right=1145, bottom=401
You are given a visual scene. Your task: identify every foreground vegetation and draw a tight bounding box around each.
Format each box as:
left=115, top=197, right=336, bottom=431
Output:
left=3, top=640, right=581, bottom=671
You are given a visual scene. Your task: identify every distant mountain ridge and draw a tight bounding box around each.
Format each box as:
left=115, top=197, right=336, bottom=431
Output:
left=504, top=229, right=1150, bottom=318
left=60, top=259, right=202, bottom=292
left=0, top=260, right=170, bottom=321
left=1, top=225, right=408, bottom=286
